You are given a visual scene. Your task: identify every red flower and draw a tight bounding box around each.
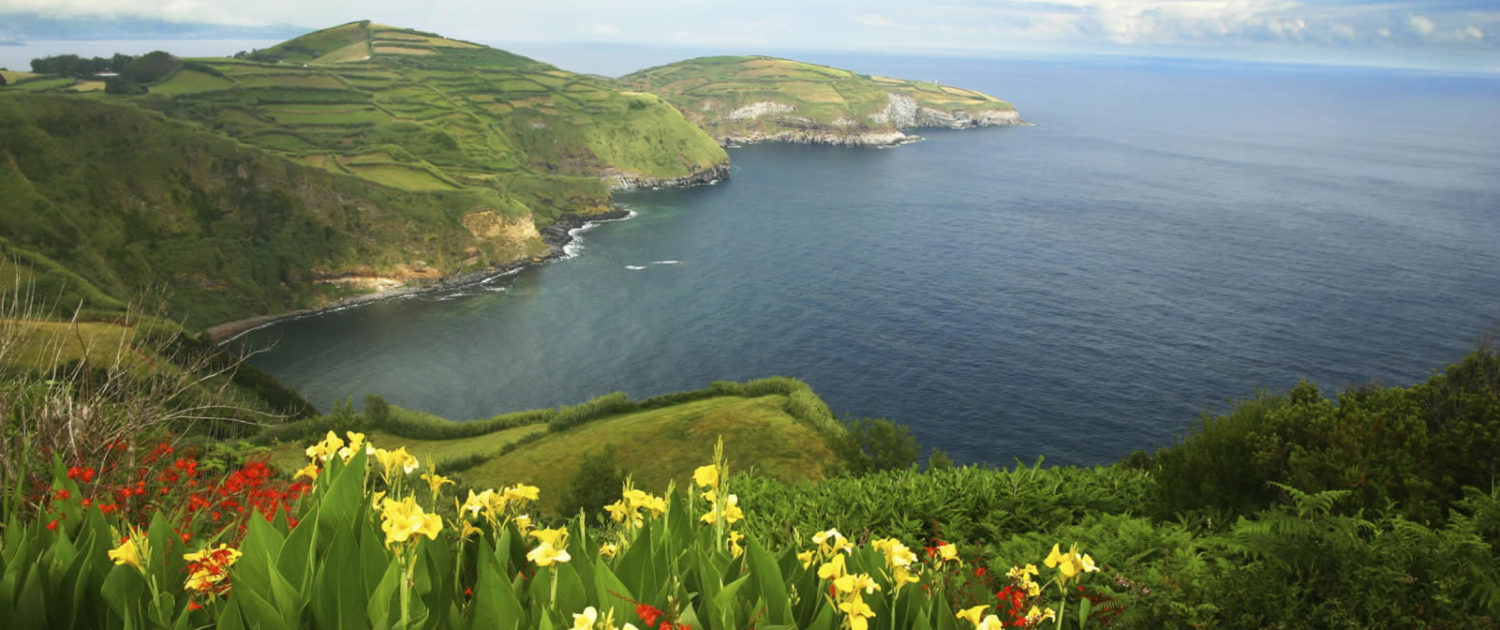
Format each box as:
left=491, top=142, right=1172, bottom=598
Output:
left=46, top=518, right=60, bottom=531
left=464, top=587, right=474, bottom=596
left=637, top=604, right=663, bottom=627
left=67, top=466, right=96, bottom=482
left=974, top=566, right=989, bottom=577
left=188, top=600, right=203, bottom=611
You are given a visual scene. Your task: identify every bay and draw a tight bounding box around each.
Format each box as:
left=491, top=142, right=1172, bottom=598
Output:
left=244, top=54, right=1500, bottom=466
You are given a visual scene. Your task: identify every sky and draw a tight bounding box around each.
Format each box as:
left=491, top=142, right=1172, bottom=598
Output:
left=2, top=0, right=1498, bottom=73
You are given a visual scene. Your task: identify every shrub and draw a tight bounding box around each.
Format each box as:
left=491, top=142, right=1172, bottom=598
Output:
left=829, top=417, right=920, bottom=475
left=558, top=445, right=625, bottom=522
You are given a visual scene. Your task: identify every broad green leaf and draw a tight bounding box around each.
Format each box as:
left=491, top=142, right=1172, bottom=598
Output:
left=746, top=538, right=790, bottom=625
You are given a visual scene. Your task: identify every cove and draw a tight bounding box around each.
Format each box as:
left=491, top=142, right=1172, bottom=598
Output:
left=244, top=57, right=1500, bottom=466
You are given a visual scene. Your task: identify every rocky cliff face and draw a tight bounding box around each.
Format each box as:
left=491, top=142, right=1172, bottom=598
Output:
left=603, top=162, right=731, bottom=191
left=707, top=91, right=1025, bottom=147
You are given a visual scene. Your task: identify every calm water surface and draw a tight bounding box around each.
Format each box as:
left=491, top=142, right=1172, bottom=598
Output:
left=245, top=55, right=1500, bottom=466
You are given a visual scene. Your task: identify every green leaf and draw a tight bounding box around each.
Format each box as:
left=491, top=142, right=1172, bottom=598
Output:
left=470, top=547, right=523, bottom=630
left=592, top=555, right=634, bottom=624
left=311, top=531, right=367, bottom=630
left=365, top=558, right=401, bottom=628
left=276, top=515, right=317, bottom=592
left=745, top=538, right=790, bottom=625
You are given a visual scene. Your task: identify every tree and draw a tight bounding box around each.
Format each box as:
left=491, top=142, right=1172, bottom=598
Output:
left=559, top=445, right=625, bottom=522
left=122, top=51, right=180, bottom=84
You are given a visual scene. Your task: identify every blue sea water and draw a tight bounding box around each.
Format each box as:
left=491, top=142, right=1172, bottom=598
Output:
left=244, top=54, right=1500, bottom=467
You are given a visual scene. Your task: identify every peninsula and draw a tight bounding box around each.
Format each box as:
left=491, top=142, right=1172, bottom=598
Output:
left=621, top=55, right=1024, bottom=146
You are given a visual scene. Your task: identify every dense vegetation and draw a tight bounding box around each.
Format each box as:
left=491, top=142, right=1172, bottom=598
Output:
left=4, top=304, right=1496, bottom=628
left=620, top=56, right=1018, bottom=143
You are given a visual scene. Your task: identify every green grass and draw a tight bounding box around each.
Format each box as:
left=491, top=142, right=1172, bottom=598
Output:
left=345, top=163, right=459, bottom=190
left=465, top=394, right=833, bottom=512
left=150, top=69, right=236, bottom=95
left=265, top=423, right=547, bottom=473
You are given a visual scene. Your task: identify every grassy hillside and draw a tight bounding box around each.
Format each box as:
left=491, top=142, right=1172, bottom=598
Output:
left=620, top=55, right=1021, bottom=144
left=0, top=21, right=727, bottom=330
left=0, top=94, right=547, bottom=327
left=258, top=377, right=841, bottom=515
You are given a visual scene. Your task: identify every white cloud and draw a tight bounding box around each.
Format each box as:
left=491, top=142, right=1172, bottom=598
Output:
left=1329, top=23, right=1355, bottom=42
left=1409, top=15, right=1436, bottom=36
left=1377, top=27, right=1391, bottom=39
left=854, top=14, right=891, bottom=28
left=585, top=23, right=619, bottom=37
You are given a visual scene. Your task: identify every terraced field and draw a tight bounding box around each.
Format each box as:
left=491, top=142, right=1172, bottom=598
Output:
left=133, top=20, right=725, bottom=202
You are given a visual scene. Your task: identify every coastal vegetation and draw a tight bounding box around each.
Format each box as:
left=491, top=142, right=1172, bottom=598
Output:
left=3, top=279, right=1497, bottom=628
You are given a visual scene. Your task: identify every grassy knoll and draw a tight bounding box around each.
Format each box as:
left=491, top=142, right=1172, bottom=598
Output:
left=465, top=394, right=833, bottom=512
left=620, top=55, right=1019, bottom=143
left=257, top=377, right=842, bottom=515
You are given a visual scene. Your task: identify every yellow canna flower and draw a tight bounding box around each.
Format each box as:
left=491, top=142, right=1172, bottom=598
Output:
left=891, top=565, right=920, bottom=591
left=570, top=606, right=598, bottom=630
left=693, top=464, right=718, bottom=489
left=817, top=553, right=847, bottom=580
left=108, top=536, right=144, bottom=571
left=976, top=615, right=1006, bottom=630
left=420, top=469, right=454, bottom=496
left=798, top=550, right=815, bottom=568
left=1026, top=606, right=1057, bottom=625
left=374, top=447, right=419, bottom=478
left=371, top=490, right=387, bottom=511
left=531, top=527, right=568, bottom=548
left=812, top=528, right=853, bottom=556
left=833, top=573, right=881, bottom=595
left=872, top=537, right=917, bottom=569
left=337, top=431, right=367, bottom=462
left=461, top=489, right=491, bottom=517
left=956, top=605, right=988, bottom=627
left=460, top=520, right=484, bottom=541
left=503, top=483, right=540, bottom=505
left=1044, top=543, right=1066, bottom=569
left=936, top=543, right=959, bottom=562
left=727, top=530, right=744, bottom=558
left=305, top=431, right=344, bottom=463
left=607, top=499, right=641, bottom=528
left=1081, top=553, right=1099, bottom=573
left=1007, top=564, right=1039, bottom=582
left=182, top=544, right=243, bottom=593
left=294, top=463, right=320, bottom=481
left=527, top=541, right=571, bottom=566
left=379, top=497, right=442, bottom=547
left=513, top=514, right=533, bottom=536
left=600, top=542, right=619, bottom=559
left=838, top=595, right=876, bottom=630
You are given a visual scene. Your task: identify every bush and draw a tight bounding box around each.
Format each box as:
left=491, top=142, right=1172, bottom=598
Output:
left=121, top=51, right=180, bottom=84
left=829, top=417, right=920, bottom=475
left=558, top=445, right=625, bottom=522
left=104, top=76, right=146, bottom=95
left=1152, top=345, right=1500, bottom=523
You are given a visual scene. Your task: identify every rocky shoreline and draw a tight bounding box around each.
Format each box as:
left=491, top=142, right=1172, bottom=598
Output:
left=712, top=105, right=1026, bottom=148
left=604, top=161, right=730, bottom=191
left=207, top=206, right=635, bottom=343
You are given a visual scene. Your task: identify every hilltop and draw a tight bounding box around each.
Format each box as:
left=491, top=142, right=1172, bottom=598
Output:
left=621, top=55, right=1023, bottom=146
left=0, top=21, right=727, bottom=331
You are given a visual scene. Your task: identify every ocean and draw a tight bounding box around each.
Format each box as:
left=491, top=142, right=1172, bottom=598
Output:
left=241, top=52, right=1500, bottom=466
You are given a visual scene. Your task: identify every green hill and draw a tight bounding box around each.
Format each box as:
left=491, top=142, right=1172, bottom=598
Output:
left=259, top=377, right=842, bottom=516
left=620, top=55, right=1024, bottom=146
left=0, top=21, right=728, bottom=330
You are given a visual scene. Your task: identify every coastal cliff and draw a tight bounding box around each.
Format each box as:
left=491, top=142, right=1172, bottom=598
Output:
left=621, top=56, right=1024, bottom=147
